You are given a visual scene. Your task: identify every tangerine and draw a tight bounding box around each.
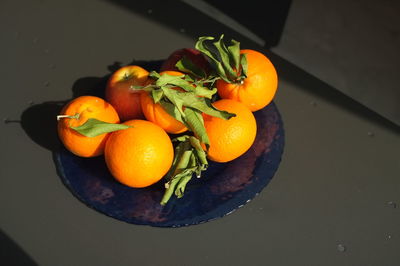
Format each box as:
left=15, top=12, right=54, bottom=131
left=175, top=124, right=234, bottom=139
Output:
left=140, top=70, right=188, bottom=134
left=104, top=120, right=174, bottom=188
left=216, top=49, right=278, bottom=112
left=57, top=96, right=120, bottom=157
left=203, top=99, right=257, bottom=162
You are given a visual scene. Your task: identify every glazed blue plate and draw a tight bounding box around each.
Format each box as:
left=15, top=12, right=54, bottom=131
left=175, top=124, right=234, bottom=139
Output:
left=54, top=101, right=284, bottom=227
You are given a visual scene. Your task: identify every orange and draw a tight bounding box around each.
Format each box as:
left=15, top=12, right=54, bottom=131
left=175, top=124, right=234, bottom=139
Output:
left=104, top=120, right=174, bottom=188
left=216, top=49, right=278, bottom=112
left=203, top=99, right=257, bottom=162
left=105, top=65, right=149, bottom=121
left=140, top=70, right=187, bottom=134
left=57, top=96, right=120, bottom=157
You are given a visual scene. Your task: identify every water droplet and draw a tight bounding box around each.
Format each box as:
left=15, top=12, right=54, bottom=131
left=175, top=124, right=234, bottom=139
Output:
left=179, top=28, right=186, bottom=33
left=388, top=235, right=392, bottom=239
left=367, top=131, right=375, bottom=137
left=147, top=9, right=153, bottom=14
left=310, top=101, right=317, bottom=106
left=387, top=201, right=397, bottom=208
left=3, top=118, right=10, bottom=123
left=44, top=81, right=50, bottom=87
left=337, top=244, right=346, bottom=252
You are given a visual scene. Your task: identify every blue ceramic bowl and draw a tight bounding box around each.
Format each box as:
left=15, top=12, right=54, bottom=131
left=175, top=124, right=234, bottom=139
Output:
left=54, top=101, right=284, bottom=227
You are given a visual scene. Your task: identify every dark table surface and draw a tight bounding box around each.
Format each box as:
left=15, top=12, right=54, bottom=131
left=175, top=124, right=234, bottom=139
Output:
left=1, top=1, right=399, bottom=265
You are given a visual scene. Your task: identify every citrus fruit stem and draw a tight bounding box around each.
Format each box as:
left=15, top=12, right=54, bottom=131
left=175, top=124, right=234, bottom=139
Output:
left=57, top=113, right=80, bottom=121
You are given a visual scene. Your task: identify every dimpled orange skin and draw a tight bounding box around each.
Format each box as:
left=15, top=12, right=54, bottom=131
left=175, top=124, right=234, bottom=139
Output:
left=140, top=70, right=187, bottom=134
left=104, top=120, right=174, bottom=188
left=203, top=99, right=257, bottom=163
left=216, top=49, right=278, bottom=112
left=105, top=65, right=149, bottom=121
left=57, top=96, right=120, bottom=157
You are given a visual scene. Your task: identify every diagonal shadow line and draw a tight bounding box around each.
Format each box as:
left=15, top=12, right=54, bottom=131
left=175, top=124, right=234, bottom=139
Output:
left=106, top=0, right=400, bottom=134
left=0, top=229, right=39, bottom=266
left=267, top=51, right=400, bottom=134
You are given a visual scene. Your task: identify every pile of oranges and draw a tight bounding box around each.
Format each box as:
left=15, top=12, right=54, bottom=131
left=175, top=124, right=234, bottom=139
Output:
left=57, top=35, right=278, bottom=204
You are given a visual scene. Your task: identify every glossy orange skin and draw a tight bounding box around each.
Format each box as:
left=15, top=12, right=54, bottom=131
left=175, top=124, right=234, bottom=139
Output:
left=105, top=65, right=149, bottom=121
left=104, top=120, right=174, bottom=188
left=57, top=96, right=120, bottom=157
left=203, top=99, right=257, bottom=163
left=216, top=49, right=278, bottom=112
left=140, top=70, right=187, bottom=134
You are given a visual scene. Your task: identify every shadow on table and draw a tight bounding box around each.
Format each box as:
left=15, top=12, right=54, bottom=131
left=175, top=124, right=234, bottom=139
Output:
left=106, top=0, right=291, bottom=48
left=106, top=0, right=400, bottom=134
left=267, top=51, right=400, bottom=134
left=0, top=229, right=38, bottom=266
left=19, top=60, right=163, bottom=153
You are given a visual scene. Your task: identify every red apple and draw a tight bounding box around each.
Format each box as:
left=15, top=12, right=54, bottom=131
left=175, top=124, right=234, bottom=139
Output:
left=105, top=65, right=149, bottom=121
left=160, top=48, right=210, bottom=75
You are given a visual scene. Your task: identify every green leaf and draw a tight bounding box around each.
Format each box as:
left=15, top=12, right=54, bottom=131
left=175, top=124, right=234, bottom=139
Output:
left=151, top=89, right=164, bottom=103
left=195, top=35, right=249, bottom=83
left=161, top=87, right=186, bottom=118
left=192, top=85, right=217, bottom=99
left=70, top=118, right=131, bottom=137
left=172, top=135, right=190, bottom=142
left=213, top=34, right=237, bottom=80
left=175, top=56, right=207, bottom=78
left=149, top=71, right=161, bottom=80
left=161, top=88, right=235, bottom=120
left=195, top=36, right=231, bottom=83
left=183, top=107, right=209, bottom=147
left=227, top=39, right=241, bottom=71
left=158, top=99, right=186, bottom=125
left=156, top=73, right=194, bottom=92
left=195, top=36, right=217, bottom=62
left=189, top=136, right=208, bottom=167
left=160, top=134, right=210, bottom=205
left=160, top=143, right=193, bottom=205
left=182, top=94, right=235, bottom=120
left=165, top=141, right=188, bottom=179
left=174, top=168, right=195, bottom=198
left=130, top=84, right=156, bottom=92
left=240, top=53, right=248, bottom=78
left=160, top=176, right=180, bottom=205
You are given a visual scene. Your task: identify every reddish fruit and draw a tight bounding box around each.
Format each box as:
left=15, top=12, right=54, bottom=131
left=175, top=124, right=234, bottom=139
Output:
left=105, top=65, right=149, bottom=121
left=160, top=48, right=210, bottom=74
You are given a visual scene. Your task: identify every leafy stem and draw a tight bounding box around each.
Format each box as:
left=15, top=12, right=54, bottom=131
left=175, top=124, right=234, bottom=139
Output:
left=57, top=113, right=131, bottom=137
left=195, top=34, right=247, bottom=84
left=131, top=72, right=235, bottom=147
left=160, top=135, right=208, bottom=205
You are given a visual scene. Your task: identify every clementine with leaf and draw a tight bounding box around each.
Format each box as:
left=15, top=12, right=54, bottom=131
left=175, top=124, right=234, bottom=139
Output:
left=57, top=96, right=122, bottom=157
left=140, top=70, right=188, bottom=134
left=196, top=35, right=278, bottom=111
left=203, top=99, right=257, bottom=163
